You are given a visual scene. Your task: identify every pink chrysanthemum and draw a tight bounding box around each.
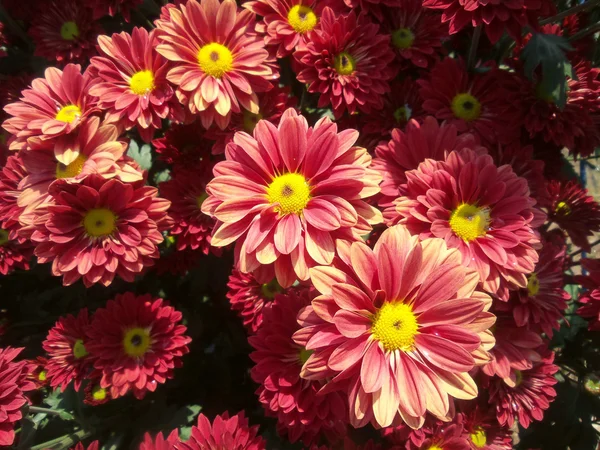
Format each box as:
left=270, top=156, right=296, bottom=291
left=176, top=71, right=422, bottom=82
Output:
left=86, top=293, right=191, bottom=399
left=295, top=8, right=396, bottom=119
left=89, top=27, right=184, bottom=143
left=0, top=347, right=35, bottom=446
left=83, top=379, right=112, bottom=406
left=0, top=232, right=32, bottom=275
left=0, top=154, right=27, bottom=241
left=70, top=441, right=100, bottom=450
left=577, top=258, right=600, bottom=331
left=249, top=289, right=347, bottom=445
left=84, top=0, right=144, bottom=22
left=179, top=411, right=266, bottom=450
left=30, top=174, right=171, bottom=287
left=3, top=64, right=99, bottom=151
left=139, top=430, right=180, bottom=450
left=28, top=0, right=103, bottom=65
left=460, top=405, right=512, bottom=450
left=391, top=147, right=541, bottom=301
left=43, top=309, right=94, bottom=392
left=155, top=0, right=278, bottom=129
left=152, top=122, right=214, bottom=169
left=295, top=225, right=495, bottom=429
left=202, top=108, right=382, bottom=288
left=384, top=416, right=469, bottom=449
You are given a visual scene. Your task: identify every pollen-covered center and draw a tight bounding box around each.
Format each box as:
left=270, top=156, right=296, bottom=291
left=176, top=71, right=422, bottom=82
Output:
left=38, top=370, right=47, bottom=382
left=123, top=327, right=151, bottom=358
left=514, top=369, right=523, bottom=386
left=60, top=21, right=79, bottom=41
left=55, top=104, right=82, bottom=123
left=392, top=28, right=415, bottom=49
left=449, top=203, right=490, bottom=242
left=242, top=109, right=263, bottom=134
left=428, top=446, right=443, bottom=450
left=470, top=427, right=487, bottom=448
left=451, top=93, right=482, bottom=122
left=261, top=278, right=282, bottom=299
left=299, top=347, right=313, bottom=365
left=130, top=70, right=155, bottom=96
left=92, top=384, right=107, bottom=401
left=196, top=192, right=209, bottom=209
left=0, top=229, right=9, bottom=246
left=555, top=200, right=571, bottom=215
left=83, top=208, right=117, bottom=238
left=56, top=153, right=87, bottom=179
left=393, top=105, right=412, bottom=123
left=371, top=302, right=418, bottom=352
left=198, top=43, right=233, bottom=79
left=72, top=339, right=88, bottom=359
left=527, top=272, right=540, bottom=296
left=287, top=5, right=317, bottom=34
left=334, top=52, right=356, bottom=76
left=266, top=173, right=310, bottom=215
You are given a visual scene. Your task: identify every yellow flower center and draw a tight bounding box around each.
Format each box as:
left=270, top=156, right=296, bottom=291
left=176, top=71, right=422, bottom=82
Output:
left=299, top=348, right=313, bottom=365
left=198, top=43, right=233, bottom=79
left=56, top=154, right=87, bottom=179
left=393, top=105, right=412, bottom=123
left=129, top=70, right=155, bottom=96
left=266, top=173, right=310, bottom=216
left=60, top=21, right=79, bottom=41
left=428, top=445, right=443, bottom=450
left=92, top=384, right=107, bottom=401
left=0, top=229, right=9, bottom=246
left=371, top=302, right=419, bottom=352
left=38, top=370, right=47, bottom=382
left=451, top=93, right=482, bottom=122
left=334, top=52, right=356, bottom=76
left=392, top=28, right=415, bottom=49
left=287, top=5, right=318, bottom=34
left=83, top=208, right=117, bottom=238
left=470, top=427, right=487, bottom=448
left=122, top=327, right=151, bottom=358
left=242, top=109, right=263, bottom=134
left=196, top=192, right=209, bottom=209
left=555, top=200, right=571, bottom=215
left=527, top=272, right=540, bottom=296
left=72, top=339, right=88, bottom=359
left=514, top=369, right=523, bottom=386
left=449, top=203, right=490, bottom=242
left=261, top=278, right=282, bottom=299
left=55, top=104, right=82, bottom=123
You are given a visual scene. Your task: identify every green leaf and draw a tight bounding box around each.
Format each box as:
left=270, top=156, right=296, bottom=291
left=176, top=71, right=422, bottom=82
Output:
left=127, top=140, right=153, bottom=171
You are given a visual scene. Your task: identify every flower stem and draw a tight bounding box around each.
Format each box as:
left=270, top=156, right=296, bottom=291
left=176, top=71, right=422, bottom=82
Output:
left=568, top=22, right=600, bottom=42
left=570, top=239, right=600, bottom=259
left=540, top=0, right=600, bottom=25
left=467, top=25, right=482, bottom=70
left=30, top=429, right=91, bottom=450
left=28, top=406, right=65, bottom=416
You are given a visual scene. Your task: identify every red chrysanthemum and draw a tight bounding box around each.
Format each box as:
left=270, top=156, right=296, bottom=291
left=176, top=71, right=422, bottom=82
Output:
left=84, top=0, right=144, bottom=22
left=0, top=154, right=27, bottom=241
left=0, top=347, right=35, bottom=446
left=202, top=108, right=382, bottom=288
left=83, top=379, right=112, bottom=406
left=89, top=27, right=184, bottom=143
left=295, top=8, right=396, bottom=118
left=249, top=289, right=347, bottom=445
left=178, top=411, right=266, bottom=450
left=28, top=0, right=103, bottom=65
left=70, top=441, right=100, bottom=450
left=152, top=122, right=215, bottom=169
left=43, top=309, right=94, bottom=392
left=577, top=258, right=600, bottom=331
left=384, top=415, right=469, bottom=450
left=422, top=0, right=555, bottom=44
left=460, top=404, right=512, bottom=450
left=341, top=0, right=395, bottom=21
left=30, top=174, right=171, bottom=287
left=139, top=430, right=180, bottom=450
left=155, top=0, right=278, bottom=129
left=0, top=232, right=32, bottom=275
left=295, top=225, right=495, bottom=429
left=27, top=356, right=50, bottom=389
left=86, top=293, right=191, bottom=399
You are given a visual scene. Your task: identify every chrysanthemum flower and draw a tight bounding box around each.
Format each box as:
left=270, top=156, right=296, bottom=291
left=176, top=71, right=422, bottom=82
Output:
left=30, top=174, right=171, bottom=287
left=341, top=0, right=395, bottom=21
left=460, top=404, right=512, bottom=450
left=0, top=154, right=27, bottom=241
left=577, top=258, right=600, bottom=331
left=152, top=122, right=215, bottom=168
left=89, top=27, right=184, bottom=143
left=27, top=356, right=50, bottom=389
left=86, top=293, right=191, bottom=399
left=0, top=231, right=32, bottom=275
left=3, top=64, right=99, bottom=151
left=422, top=0, right=555, bottom=44
left=384, top=416, right=469, bottom=449
left=295, top=8, right=396, bottom=118
left=178, top=411, right=266, bottom=450
left=249, top=289, right=347, bottom=445
left=0, top=347, right=35, bottom=446
left=139, top=430, right=180, bottom=450
left=43, top=309, right=93, bottom=392
left=84, top=0, right=143, bottom=22
left=295, top=225, right=495, bottom=428
left=28, top=0, right=103, bottom=65
left=155, top=0, right=278, bottom=129
left=83, top=379, right=112, bottom=406
left=70, top=441, right=100, bottom=450
left=202, top=108, right=382, bottom=288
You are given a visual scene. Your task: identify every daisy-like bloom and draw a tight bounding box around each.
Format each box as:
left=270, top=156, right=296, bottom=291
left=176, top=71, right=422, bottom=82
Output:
left=295, top=8, right=396, bottom=119
left=386, top=416, right=469, bottom=450
left=27, top=356, right=50, bottom=389
left=3, top=64, right=99, bottom=151
left=155, top=0, right=278, bottom=129
left=391, top=148, right=541, bottom=301
left=577, top=258, right=600, bottom=331
left=30, top=174, right=171, bottom=287
left=460, top=404, right=512, bottom=450
left=43, top=309, right=93, bottom=392
left=544, top=180, right=600, bottom=252
left=0, top=231, right=32, bottom=275
left=89, top=27, right=184, bottom=143
left=83, top=379, right=111, bottom=406
left=227, top=269, right=283, bottom=333
left=0, top=347, right=35, bottom=446
left=202, top=108, right=382, bottom=288
left=152, top=122, right=215, bottom=168
left=86, top=293, right=191, bottom=399
left=422, top=0, right=555, bottom=44
left=28, top=0, right=103, bottom=65
left=70, top=442, right=100, bottom=450
left=249, top=289, right=347, bottom=445
left=84, top=0, right=143, bottom=22
left=0, top=155, right=28, bottom=240
left=487, top=349, right=558, bottom=429
left=139, top=430, right=180, bottom=450
left=0, top=74, right=34, bottom=126
left=179, top=411, right=266, bottom=450
left=417, top=58, right=521, bottom=145
left=295, top=225, right=495, bottom=429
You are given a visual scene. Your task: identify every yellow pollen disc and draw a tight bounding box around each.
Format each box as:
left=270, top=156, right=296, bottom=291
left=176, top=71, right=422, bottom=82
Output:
left=514, top=369, right=523, bottom=386
left=72, top=339, right=88, bottom=359
left=555, top=201, right=571, bottom=215
left=198, top=43, right=233, bottom=79
left=56, top=153, right=87, bottom=179
left=83, top=208, right=117, bottom=238
left=242, top=109, right=263, bottom=134
left=123, top=327, right=151, bottom=358
left=470, top=427, right=487, bottom=448
left=261, top=278, right=282, bottom=299
left=393, top=105, right=412, bottom=123
left=60, top=21, right=80, bottom=41
left=0, top=229, right=9, bottom=246
left=334, top=52, right=356, bottom=76
left=527, top=272, right=540, bottom=296
left=371, top=302, right=418, bottom=352
left=287, top=5, right=318, bottom=34
left=196, top=192, right=209, bottom=209
left=392, top=27, right=415, bottom=49
left=449, top=203, right=490, bottom=242
left=428, top=445, right=443, bottom=450
left=451, top=93, right=482, bottom=122
left=266, top=173, right=310, bottom=216
left=299, top=348, right=313, bottom=365
left=92, top=385, right=107, bottom=401
left=38, top=370, right=47, bottom=382
left=129, top=70, right=155, bottom=96
left=55, top=104, right=82, bottom=123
